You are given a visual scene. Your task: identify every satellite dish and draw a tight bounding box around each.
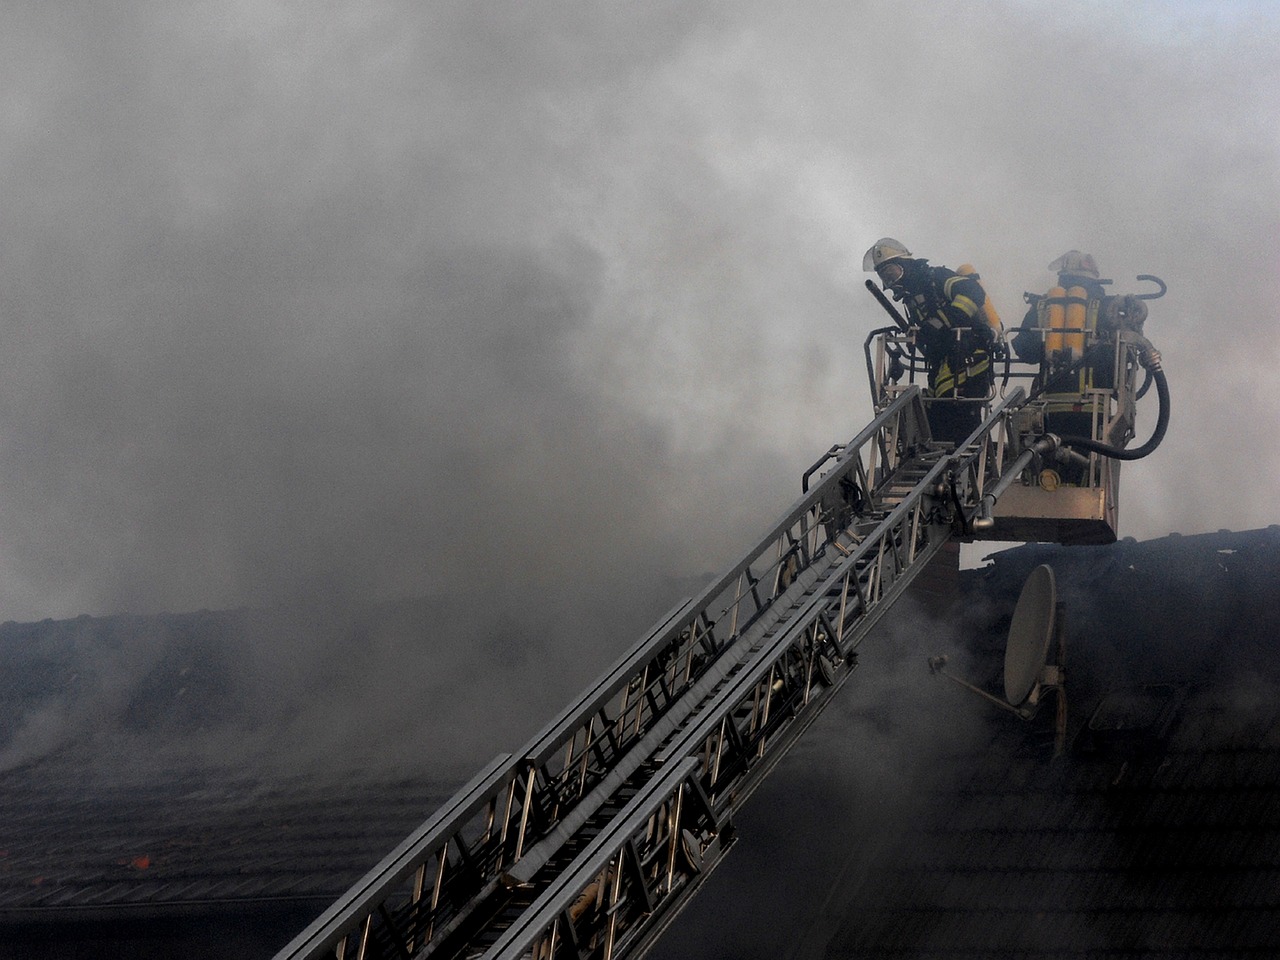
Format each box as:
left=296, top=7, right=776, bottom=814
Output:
left=929, top=562, right=1067, bottom=754
left=1003, top=564, right=1057, bottom=706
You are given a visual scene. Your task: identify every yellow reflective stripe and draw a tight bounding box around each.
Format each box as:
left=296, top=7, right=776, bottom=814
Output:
left=951, top=294, right=980, bottom=318
left=932, top=349, right=991, bottom=397
left=1043, top=367, right=1095, bottom=397
left=934, top=359, right=955, bottom=395
left=934, top=367, right=988, bottom=394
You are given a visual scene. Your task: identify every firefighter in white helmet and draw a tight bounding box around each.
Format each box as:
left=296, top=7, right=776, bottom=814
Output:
left=1013, top=250, right=1147, bottom=485
left=1011, top=250, right=1106, bottom=367
left=863, top=238, right=995, bottom=444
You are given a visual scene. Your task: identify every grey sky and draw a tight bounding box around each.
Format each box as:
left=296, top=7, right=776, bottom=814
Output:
left=1, top=1, right=1277, bottom=622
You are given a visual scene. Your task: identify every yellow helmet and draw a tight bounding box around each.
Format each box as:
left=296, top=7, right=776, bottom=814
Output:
left=863, top=238, right=912, bottom=272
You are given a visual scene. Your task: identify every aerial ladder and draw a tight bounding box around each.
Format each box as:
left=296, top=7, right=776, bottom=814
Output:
left=274, top=268, right=1169, bottom=960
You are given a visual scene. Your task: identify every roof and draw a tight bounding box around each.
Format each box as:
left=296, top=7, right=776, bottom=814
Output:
left=0, top=759, right=448, bottom=922
left=3, top=529, right=1280, bottom=958
left=826, top=684, right=1280, bottom=957
left=0, top=599, right=468, bottom=938
left=650, top=527, right=1280, bottom=960
left=822, top=528, right=1280, bottom=957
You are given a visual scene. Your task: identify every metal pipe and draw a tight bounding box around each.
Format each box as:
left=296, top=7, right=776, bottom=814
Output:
left=970, top=436, right=1056, bottom=531
left=927, top=657, right=1025, bottom=717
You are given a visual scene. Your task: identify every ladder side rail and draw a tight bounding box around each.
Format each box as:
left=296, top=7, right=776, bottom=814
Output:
left=654, top=461, right=958, bottom=777
left=854, top=390, right=1024, bottom=581
left=272, top=388, right=952, bottom=960
left=701, top=391, right=1025, bottom=747
left=479, top=758, right=711, bottom=960
left=523, top=484, right=963, bottom=958
left=520, top=389, right=926, bottom=770
left=869, top=394, right=937, bottom=498
left=700, top=513, right=945, bottom=812
left=587, top=566, right=916, bottom=960
left=953, top=388, right=1028, bottom=509
left=305, top=482, right=875, bottom=960
left=505, top=392, right=930, bottom=832
left=272, top=754, right=518, bottom=960
left=500, top=552, right=844, bottom=888
left=496, top=395, right=938, bottom=890
left=509, top=552, right=812, bottom=845
left=598, top=404, right=1021, bottom=959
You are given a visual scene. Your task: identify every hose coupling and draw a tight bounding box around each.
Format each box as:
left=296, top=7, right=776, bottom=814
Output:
left=972, top=495, right=996, bottom=530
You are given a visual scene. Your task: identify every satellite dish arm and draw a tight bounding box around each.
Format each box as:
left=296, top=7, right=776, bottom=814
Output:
left=927, top=657, right=1028, bottom=716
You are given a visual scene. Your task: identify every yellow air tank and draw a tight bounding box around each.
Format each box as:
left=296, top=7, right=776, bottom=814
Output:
left=1044, top=286, right=1067, bottom=356
left=956, top=264, right=1004, bottom=341
left=1065, top=285, right=1087, bottom=359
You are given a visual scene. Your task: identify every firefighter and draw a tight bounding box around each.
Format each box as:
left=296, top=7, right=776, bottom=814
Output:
left=863, top=238, right=995, bottom=445
left=1014, top=250, right=1113, bottom=485
left=1011, top=250, right=1107, bottom=367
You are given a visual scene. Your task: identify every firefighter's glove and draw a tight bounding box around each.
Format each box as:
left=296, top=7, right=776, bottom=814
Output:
left=888, top=352, right=905, bottom=382
left=964, top=315, right=997, bottom=350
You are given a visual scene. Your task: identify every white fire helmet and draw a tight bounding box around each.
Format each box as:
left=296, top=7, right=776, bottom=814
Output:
left=862, top=238, right=913, bottom=272
left=1047, top=250, right=1100, bottom=280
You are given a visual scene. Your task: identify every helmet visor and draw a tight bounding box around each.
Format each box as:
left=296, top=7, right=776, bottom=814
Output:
left=876, top=261, right=905, bottom=288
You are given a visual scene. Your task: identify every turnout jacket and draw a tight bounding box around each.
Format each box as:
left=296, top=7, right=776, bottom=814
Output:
left=895, top=262, right=993, bottom=397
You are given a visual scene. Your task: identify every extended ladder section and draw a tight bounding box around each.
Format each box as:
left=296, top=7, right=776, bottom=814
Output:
left=275, top=384, right=1028, bottom=960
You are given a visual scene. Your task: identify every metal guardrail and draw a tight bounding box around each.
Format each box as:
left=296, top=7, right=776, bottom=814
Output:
left=478, top=757, right=711, bottom=960
left=274, top=385, right=1026, bottom=960
left=274, top=754, right=518, bottom=960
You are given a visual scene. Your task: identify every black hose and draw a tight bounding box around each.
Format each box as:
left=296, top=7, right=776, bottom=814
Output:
left=1135, top=274, right=1167, bottom=300
left=1135, top=365, right=1153, bottom=401
left=1058, top=363, right=1170, bottom=461
left=864, top=279, right=912, bottom=332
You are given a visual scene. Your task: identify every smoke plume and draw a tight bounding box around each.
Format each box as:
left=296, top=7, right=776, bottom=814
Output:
left=1, top=3, right=1275, bottom=623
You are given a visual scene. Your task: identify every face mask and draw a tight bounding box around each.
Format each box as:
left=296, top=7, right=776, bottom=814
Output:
left=876, top=261, right=904, bottom=290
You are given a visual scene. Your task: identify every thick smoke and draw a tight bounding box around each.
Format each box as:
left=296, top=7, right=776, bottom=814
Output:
left=0, top=9, right=1276, bottom=955
left=2, top=3, right=1276, bottom=623
left=649, top=595, right=992, bottom=960
left=0, top=581, right=720, bottom=781
left=1, top=0, right=1275, bottom=850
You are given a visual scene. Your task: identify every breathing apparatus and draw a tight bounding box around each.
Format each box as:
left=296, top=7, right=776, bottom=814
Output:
left=1028, top=273, right=1170, bottom=463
